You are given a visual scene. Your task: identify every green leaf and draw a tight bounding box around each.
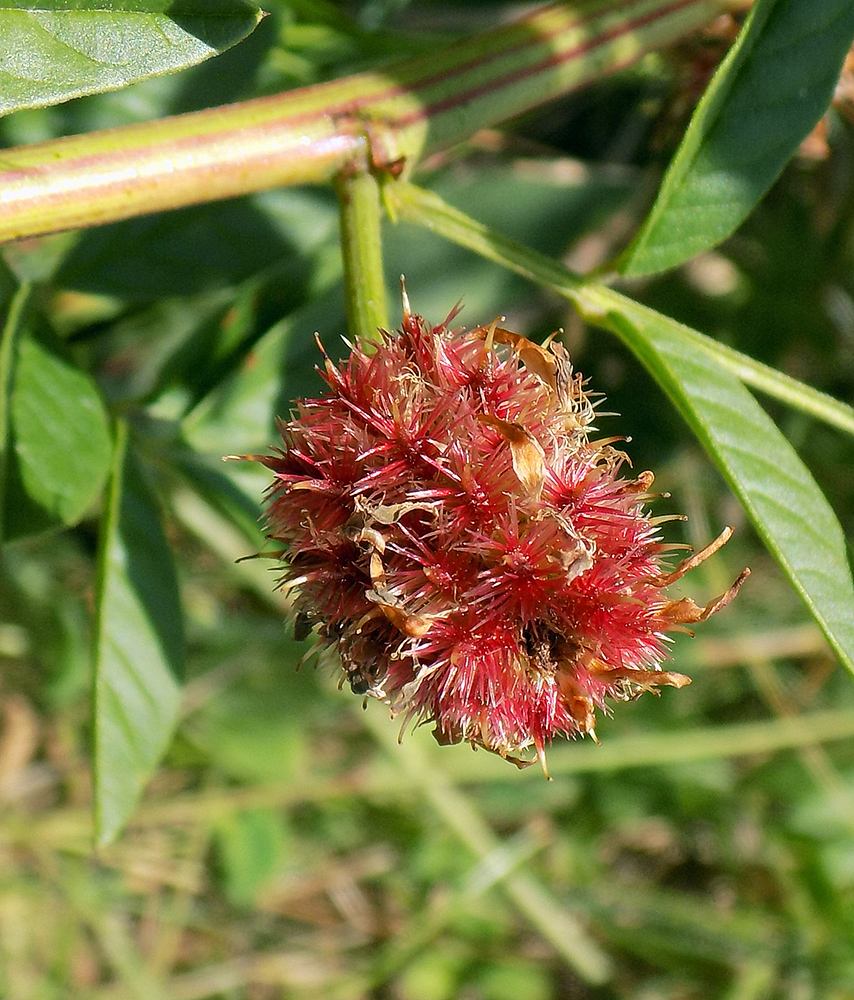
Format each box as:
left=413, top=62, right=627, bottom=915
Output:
left=0, top=263, right=25, bottom=540
left=94, top=421, right=184, bottom=846
left=578, top=285, right=854, bottom=677
left=55, top=195, right=307, bottom=300
left=0, top=0, right=262, bottom=116
left=182, top=275, right=341, bottom=457
left=0, top=271, right=112, bottom=541
left=620, top=0, right=854, bottom=276
left=5, top=326, right=112, bottom=540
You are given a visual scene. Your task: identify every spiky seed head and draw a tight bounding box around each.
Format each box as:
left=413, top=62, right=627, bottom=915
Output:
left=253, top=308, right=747, bottom=772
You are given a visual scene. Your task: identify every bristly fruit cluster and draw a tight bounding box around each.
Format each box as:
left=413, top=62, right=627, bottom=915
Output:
left=249, top=295, right=748, bottom=774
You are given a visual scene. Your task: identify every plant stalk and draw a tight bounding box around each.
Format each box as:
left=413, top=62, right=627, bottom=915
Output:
left=0, top=0, right=730, bottom=243
left=336, top=170, right=389, bottom=343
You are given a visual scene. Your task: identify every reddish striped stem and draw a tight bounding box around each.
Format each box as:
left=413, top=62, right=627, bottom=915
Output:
left=0, top=0, right=730, bottom=243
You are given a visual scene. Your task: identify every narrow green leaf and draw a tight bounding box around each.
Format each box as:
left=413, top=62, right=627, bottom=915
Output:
left=94, top=421, right=184, bottom=846
left=620, top=0, right=854, bottom=276
left=0, top=0, right=262, bottom=116
left=387, top=182, right=854, bottom=678
left=577, top=286, right=854, bottom=677
left=4, top=326, right=112, bottom=540
left=0, top=263, right=26, bottom=541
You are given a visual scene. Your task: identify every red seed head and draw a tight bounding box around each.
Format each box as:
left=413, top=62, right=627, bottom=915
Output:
left=255, top=307, right=747, bottom=771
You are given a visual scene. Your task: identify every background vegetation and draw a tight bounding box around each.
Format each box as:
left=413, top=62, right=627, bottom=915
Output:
left=2, top=1, right=854, bottom=997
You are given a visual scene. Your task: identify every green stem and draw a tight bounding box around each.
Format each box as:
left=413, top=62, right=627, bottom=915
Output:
left=0, top=0, right=730, bottom=244
left=386, top=181, right=854, bottom=438
left=336, top=170, right=389, bottom=342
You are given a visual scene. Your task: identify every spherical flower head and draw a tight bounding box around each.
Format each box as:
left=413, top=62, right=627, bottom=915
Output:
left=253, top=302, right=748, bottom=773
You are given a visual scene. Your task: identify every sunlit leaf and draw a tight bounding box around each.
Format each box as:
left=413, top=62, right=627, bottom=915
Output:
left=94, top=421, right=184, bottom=846
left=620, top=0, right=854, bottom=276
left=0, top=0, right=262, bottom=116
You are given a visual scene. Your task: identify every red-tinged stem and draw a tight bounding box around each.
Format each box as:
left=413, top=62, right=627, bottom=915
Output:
left=0, top=0, right=731, bottom=244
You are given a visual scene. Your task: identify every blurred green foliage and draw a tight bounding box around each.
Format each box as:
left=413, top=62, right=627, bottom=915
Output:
left=2, top=1, right=854, bottom=998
